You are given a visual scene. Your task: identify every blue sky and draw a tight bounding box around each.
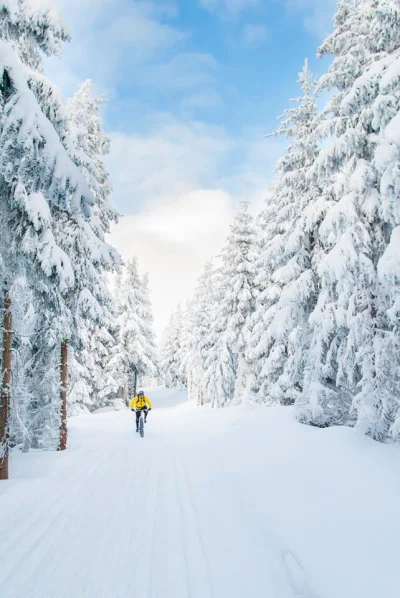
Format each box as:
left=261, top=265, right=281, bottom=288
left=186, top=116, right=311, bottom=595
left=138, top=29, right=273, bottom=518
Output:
left=111, top=0, right=328, bottom=131
left=48, top=0, right=337, bottom=334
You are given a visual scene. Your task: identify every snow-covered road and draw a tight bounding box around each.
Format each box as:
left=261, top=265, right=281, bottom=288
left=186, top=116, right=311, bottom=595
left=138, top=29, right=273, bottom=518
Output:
left=1, top=387, right=400, bottom=598
left=0, top=389, right=310, bottom=598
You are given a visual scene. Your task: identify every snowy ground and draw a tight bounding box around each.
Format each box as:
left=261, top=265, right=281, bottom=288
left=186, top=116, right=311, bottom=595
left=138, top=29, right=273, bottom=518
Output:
left=1, top=387, right=400, bottom=598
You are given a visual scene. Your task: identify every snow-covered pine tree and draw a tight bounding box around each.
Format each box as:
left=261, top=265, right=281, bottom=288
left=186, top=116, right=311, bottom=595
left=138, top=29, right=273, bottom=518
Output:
left=177, top=302, right=192, bottom=390
left=182, top=299, right=196, bottom=400
left=296, top=0, right=400, bottom=439
left=378, top=230, right=400, bottom=439
left=160, top=315, right=173, bottom=388
left=375, top=48, right=400, bottom=438
left=246, top=60, right=321, bottom=407
left=356, top=0, right=400, bottom=439
left=242, top=197, right=277, bottom=403
left=0, top=1, right=74, bottom=455
left=0, top=34, right=96, bottom=472
left=7, top=277, right=37, bottom=453
left=105, top=259, right=157, bottom=401
left=1, top=0, right=121, bottom=458
left=65, top=79, right=120, bottom=413
left=185, top=261, right=218, bottom=405
left=0, top=0, right=71, bottom=141
left=66, top=79, right=116, bottom=235
left=139, top=273, right=158, bottom=382
left=160, top=305, right=186, bottom=389
left=203, top=200, right=257, bottom=407
left=101, top=326, right=127, bottom=403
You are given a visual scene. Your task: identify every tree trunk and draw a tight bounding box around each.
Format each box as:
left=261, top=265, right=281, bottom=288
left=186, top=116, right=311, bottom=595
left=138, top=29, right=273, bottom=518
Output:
left=58, top=340, right=68, bottom=451
left=0, top=289, right=12, bottom=480
left=121, top=384, right=127, bottom=405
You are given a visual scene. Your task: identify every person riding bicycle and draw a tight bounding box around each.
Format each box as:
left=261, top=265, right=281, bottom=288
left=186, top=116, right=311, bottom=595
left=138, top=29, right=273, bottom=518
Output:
left=130, top=390, right=152, bottom=432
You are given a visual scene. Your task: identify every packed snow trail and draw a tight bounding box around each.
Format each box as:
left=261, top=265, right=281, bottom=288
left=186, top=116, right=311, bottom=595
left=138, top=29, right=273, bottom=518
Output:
left=0, top=389, right=296, bottom=598
left=1, top=388, right=400, bottom=597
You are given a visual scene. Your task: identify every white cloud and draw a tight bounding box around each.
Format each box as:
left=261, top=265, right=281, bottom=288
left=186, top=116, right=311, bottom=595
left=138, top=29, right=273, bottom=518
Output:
left=284, top=0, right=337, bottom=37
left=200, top=0, right=335, bottom=37
left=242, top=24, right=269, bottom=47
left=180, top=90, right=223, bottom=111
left=138, top=52, right=218, bottom=91
left=200, top=0, right=260, bottom=17
left=47, top=0, right=187, bottom=96
left=108, top=190, right=235, bottom=336
left=104, top=119, right=235, bottom=337
left=105, top=117, right=231, bottom=214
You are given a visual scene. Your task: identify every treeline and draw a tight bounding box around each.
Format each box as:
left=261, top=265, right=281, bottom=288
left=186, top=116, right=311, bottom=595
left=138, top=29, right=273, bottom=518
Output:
left=0, top=1, right=157, bottom=479
left=161, top=1, right=400, bottom=443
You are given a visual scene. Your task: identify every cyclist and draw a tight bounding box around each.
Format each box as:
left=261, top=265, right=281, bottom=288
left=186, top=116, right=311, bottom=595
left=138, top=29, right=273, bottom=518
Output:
left=130, top=390, right=152, bottom=432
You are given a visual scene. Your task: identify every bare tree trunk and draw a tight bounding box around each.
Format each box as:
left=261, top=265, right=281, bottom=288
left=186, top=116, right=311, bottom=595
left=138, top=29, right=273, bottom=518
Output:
left=58, top=340, right=68, bottom=452
left=0, top=289, right=12, bottom=480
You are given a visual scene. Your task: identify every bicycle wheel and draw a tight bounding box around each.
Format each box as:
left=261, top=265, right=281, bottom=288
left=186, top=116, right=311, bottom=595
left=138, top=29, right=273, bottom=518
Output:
left=140, top=413, right=144, bottom=438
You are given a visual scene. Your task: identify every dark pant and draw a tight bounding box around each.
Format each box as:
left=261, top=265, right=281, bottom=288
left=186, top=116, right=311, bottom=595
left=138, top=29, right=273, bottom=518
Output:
left=136, top=408, right=148, bottom=428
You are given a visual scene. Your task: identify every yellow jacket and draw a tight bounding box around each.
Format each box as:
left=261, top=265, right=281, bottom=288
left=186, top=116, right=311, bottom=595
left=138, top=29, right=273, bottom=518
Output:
left=130, top=395, right=152, bottom=410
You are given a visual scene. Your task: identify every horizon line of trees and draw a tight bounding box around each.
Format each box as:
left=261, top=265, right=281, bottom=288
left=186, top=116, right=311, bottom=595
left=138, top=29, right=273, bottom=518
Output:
left=161, top=0, right=400, bottom=445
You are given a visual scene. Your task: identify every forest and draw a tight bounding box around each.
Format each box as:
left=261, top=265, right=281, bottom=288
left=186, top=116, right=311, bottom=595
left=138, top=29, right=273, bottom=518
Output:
left=1, top=2, right=400, bottom=597
left=1, top=0, right=400, bottom=486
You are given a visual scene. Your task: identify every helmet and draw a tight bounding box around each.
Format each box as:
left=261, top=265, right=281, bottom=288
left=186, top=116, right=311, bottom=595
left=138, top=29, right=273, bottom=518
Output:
left=138, top=390, right=144, bottom=397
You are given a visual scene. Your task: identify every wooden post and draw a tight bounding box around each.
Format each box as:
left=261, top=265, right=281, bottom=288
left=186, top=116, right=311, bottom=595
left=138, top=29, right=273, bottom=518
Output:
left=0, top=290, right=12, bottom=480
left=58, top=340, right=68, bottom=451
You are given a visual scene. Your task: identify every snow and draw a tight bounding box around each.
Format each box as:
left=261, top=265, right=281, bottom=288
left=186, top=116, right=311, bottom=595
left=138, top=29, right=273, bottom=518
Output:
left=380, top=53, right=400, bottom=94
left=21, top=191, right=52, bottom=232
left=379, top=226, right=400, bottom=281
left=1, top=387, right=400, bottom=598
left=0, top=40, right=93, bottom=214
left=384, top=110, right=400, bottom=142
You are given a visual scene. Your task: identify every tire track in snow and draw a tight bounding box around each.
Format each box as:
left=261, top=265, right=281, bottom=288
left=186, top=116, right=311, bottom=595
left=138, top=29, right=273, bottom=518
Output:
left=137, top=446, right=193, bottom=598
left=110, top=457, right=155, bottom=598
left=80, top=448, right=145, bottom=598
left=0, top=447, right=112, bottom=562
left=173, top=451, right=215, bottom=598
left=175, top=453, right=215, bottom=598
left=124, top=452, right=164, bottom=598
left=182, top=454, right=310, bottom=598
left=282, top=552, right=320, bottom=598
left=216, top=474, right=319, bottom=598
left=0, top=449, right=96, bottom=558
left=0, top=446, right=118, bottom=595
left=145, top=452, right=168, bottom=598
left=171, top=451, right=193, bottom=598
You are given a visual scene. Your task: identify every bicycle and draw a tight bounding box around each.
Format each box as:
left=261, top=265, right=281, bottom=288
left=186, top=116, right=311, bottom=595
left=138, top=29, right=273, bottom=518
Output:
left=135, top=409, right=148, bottom=438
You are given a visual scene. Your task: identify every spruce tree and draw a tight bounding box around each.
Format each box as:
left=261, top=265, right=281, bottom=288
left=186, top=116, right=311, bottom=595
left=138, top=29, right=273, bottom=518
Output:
left=65, top=80, right=119, bottom=413
left=186, top=262, right=218, bottom=405
left=246, top=60, right=320, bottom=407
left=0, top=0, right=120, bottom=460
left=204, top=201, right=257, bottom=407
left=160, top=305, right=185, bottom=389
left=105, top=259, right=158, bottom=400
left=0, top=33, right=95, bottom=469
left=296, top=0, right=400, bottom=438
